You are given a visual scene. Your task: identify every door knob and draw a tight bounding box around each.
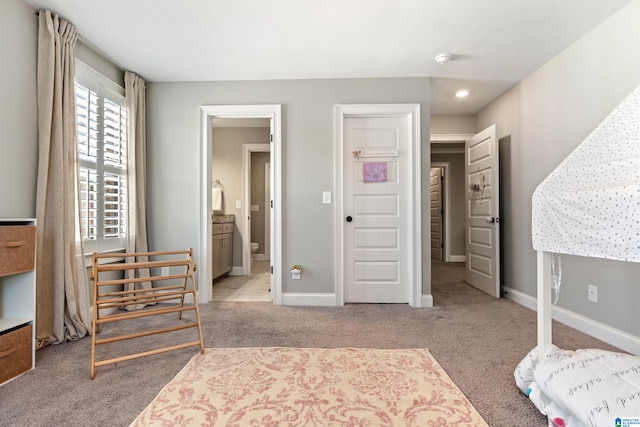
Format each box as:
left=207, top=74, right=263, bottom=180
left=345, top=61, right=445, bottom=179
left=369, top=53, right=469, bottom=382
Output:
left=346, top=216, right=353, bottom=222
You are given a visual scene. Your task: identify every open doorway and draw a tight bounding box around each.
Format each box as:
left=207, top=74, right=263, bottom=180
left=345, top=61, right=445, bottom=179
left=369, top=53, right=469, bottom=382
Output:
left=199, top=105, right=282, bottom=304
left=431, top=137, right=468, bottom=264
left=430, top=128, right=501, bottom=299
left=211, top=145, right=272, bottom=302
left=242, top=143, right=270, bottom=275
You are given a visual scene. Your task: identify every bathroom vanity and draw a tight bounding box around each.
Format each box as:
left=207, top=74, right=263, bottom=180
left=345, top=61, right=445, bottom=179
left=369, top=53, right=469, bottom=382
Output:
left=212, top=215, right=234, bottom=280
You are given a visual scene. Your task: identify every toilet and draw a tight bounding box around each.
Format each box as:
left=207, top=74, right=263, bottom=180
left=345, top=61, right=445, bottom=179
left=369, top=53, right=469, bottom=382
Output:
left=250, top=242, right=259, bottom=265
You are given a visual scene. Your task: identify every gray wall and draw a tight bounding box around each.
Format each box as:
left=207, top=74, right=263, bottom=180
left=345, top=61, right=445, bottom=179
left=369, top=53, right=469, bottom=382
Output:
left=0, top=0, right=38, bottom=218
left=477, top=0, right=640, bottom=337
left=146, top=78, right=431, bottom=295
left=430, top=114, right=476, bottom=134
left=0, top=1, right=124, bottom=220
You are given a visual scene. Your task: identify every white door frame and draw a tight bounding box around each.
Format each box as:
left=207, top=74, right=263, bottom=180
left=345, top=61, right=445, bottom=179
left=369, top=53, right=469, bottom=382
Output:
left=199, top=104, right=282, bottom=304
left=334, top=104, right=422, bottom=307
left=431, top=162, right=449, bottom=261
left=242, top=143, right=270, bottom=275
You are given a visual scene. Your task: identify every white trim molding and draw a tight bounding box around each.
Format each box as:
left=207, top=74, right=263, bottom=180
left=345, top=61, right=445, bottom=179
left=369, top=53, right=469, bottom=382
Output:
left=199, top=104, right=282, bottom=304
left=281, top=293, right=337, bottom=307
left=334, top=103, right=422, bottom=307
left=421, top=293, right=434, bottom=308
left=431, top=133, right=474, bottom=142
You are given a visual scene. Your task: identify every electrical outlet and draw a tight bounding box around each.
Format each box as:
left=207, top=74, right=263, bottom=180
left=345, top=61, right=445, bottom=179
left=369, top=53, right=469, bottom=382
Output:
left=588, top=284, right=598, bottom=303
left=161, top=266, right=170, bottom=276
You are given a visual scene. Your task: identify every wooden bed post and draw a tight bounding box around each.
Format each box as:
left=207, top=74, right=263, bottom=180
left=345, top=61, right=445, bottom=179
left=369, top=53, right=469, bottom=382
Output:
left=537, top=250, right=552, bottom=359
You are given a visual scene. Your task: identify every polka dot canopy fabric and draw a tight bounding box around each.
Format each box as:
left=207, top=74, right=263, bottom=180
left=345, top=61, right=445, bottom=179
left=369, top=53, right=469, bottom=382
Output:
left=532, top=86, right=640, bottom=262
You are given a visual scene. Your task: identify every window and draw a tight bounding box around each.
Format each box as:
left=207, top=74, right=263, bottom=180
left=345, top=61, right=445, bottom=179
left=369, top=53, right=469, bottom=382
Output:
left=75, top=61, right=128, bottom=254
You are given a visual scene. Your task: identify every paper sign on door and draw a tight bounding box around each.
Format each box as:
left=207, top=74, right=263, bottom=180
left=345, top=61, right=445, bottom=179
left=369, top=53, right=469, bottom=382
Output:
left=363, top=162, right=387, bottom=182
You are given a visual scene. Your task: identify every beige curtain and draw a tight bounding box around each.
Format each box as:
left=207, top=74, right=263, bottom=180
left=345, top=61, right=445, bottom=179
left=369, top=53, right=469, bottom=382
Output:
left=35, top=10, right=91, bottom=348
left=124, top=71, right=154, bottom=310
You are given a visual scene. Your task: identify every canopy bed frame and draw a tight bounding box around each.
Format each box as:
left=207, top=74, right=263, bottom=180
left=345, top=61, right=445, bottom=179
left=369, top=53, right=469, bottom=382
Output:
left=517, top=86, right=640, bottom=426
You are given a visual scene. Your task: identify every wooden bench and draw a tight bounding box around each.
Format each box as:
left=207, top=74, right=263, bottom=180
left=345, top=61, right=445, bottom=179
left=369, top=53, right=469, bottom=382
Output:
left=90, top=249, right=204, bottom=379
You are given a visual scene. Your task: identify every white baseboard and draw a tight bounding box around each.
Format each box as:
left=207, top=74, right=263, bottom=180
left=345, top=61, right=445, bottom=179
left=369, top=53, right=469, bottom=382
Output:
left=421, top=293, right=433, bottom=307
left=449, top=255, right=466, bottom=263
left=504, top=286, right=640, bottom=356
left=281, top=293, right=337, bottom=306
left=279, top=293, right=434, bottom=308
left=228, top=266, right=243, bottom=276
left=252, top=254, right=268, bottom=261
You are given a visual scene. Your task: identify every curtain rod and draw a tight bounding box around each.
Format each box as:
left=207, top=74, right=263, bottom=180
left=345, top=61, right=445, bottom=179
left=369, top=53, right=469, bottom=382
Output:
left=35, top=10, right=126, bottom=73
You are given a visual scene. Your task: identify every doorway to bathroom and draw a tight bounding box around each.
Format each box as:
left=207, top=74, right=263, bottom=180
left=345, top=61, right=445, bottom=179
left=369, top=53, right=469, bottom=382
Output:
left=199, top=104, right=282, bottom=304
left=209, top=129, right=271, bottom=302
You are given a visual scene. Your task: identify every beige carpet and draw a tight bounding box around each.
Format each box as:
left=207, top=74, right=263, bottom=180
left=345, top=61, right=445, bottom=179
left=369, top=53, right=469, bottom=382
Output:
left=130, top=347, right=488, bottom=426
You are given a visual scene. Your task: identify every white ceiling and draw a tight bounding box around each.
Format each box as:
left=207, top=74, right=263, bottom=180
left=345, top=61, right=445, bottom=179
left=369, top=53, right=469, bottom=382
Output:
left=24, top=0, right=634, bottom=114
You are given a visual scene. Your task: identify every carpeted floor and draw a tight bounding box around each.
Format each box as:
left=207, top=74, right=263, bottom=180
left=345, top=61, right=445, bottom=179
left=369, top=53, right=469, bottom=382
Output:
left=0, top=261, right=623, bottom=426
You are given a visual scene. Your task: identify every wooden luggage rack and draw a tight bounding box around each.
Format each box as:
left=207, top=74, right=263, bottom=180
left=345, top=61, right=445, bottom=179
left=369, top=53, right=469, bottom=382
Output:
left=90, top=249, right=204, bottom=379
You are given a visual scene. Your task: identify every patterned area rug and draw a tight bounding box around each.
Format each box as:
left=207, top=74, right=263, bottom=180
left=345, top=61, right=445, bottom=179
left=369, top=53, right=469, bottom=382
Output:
left=130, top=347, right=488, bottom=426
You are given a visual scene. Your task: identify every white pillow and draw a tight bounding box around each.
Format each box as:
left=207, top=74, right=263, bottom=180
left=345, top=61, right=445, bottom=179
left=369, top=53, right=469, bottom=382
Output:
left=534, top=348, right=640, bottom=426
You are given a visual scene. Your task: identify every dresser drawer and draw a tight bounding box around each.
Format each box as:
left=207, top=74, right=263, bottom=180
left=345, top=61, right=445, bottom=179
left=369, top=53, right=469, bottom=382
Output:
left=0, top=324, right=32, bottom=384
left=222, top=223, right=234, bottom=233
left=0, top=226, right=36, bottom=277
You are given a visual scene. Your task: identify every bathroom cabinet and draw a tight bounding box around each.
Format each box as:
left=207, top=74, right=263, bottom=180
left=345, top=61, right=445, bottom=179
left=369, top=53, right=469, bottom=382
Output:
left=212, top=222, right=233, bottom=279
left=0, top=219, right=36, bottom=385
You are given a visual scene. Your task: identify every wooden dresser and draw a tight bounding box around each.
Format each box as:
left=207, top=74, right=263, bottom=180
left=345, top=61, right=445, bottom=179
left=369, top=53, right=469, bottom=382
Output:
left=0, top=218, right=36, bottom=385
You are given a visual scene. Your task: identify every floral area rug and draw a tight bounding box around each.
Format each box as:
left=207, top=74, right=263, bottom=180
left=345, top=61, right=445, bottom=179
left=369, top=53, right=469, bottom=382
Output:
left=130, top=347, right=488, bottom=426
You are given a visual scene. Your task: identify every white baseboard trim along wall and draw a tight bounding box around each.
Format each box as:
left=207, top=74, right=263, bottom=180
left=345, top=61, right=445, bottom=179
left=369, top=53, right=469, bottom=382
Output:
left=280, top=293, right=435, bottom=308
left=281, top=293, right=337, bottom=306
left=504, top=287, right=640, bottom=356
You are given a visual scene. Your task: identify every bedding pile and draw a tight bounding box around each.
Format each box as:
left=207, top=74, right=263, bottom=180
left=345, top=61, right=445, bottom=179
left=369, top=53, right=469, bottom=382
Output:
left=515, top=345, right=640, bottom=426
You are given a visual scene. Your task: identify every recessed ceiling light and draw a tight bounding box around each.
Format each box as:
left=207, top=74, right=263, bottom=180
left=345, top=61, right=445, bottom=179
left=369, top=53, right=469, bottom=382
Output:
left=455, top=90, right=469, bottom=98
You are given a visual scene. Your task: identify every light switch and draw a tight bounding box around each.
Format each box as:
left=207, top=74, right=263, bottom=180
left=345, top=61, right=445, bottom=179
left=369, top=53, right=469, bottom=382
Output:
left=323, top=191, right=332, bottom=204
left=235, top=200, right=241, bottom=209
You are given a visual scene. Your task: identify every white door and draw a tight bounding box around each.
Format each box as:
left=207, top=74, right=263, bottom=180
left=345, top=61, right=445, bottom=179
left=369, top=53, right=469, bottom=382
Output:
left=430, top=167, right=443, bottom=261
left=465, top=125, right=500, bottom=298
left=343, top=116, right=411, bottom=303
